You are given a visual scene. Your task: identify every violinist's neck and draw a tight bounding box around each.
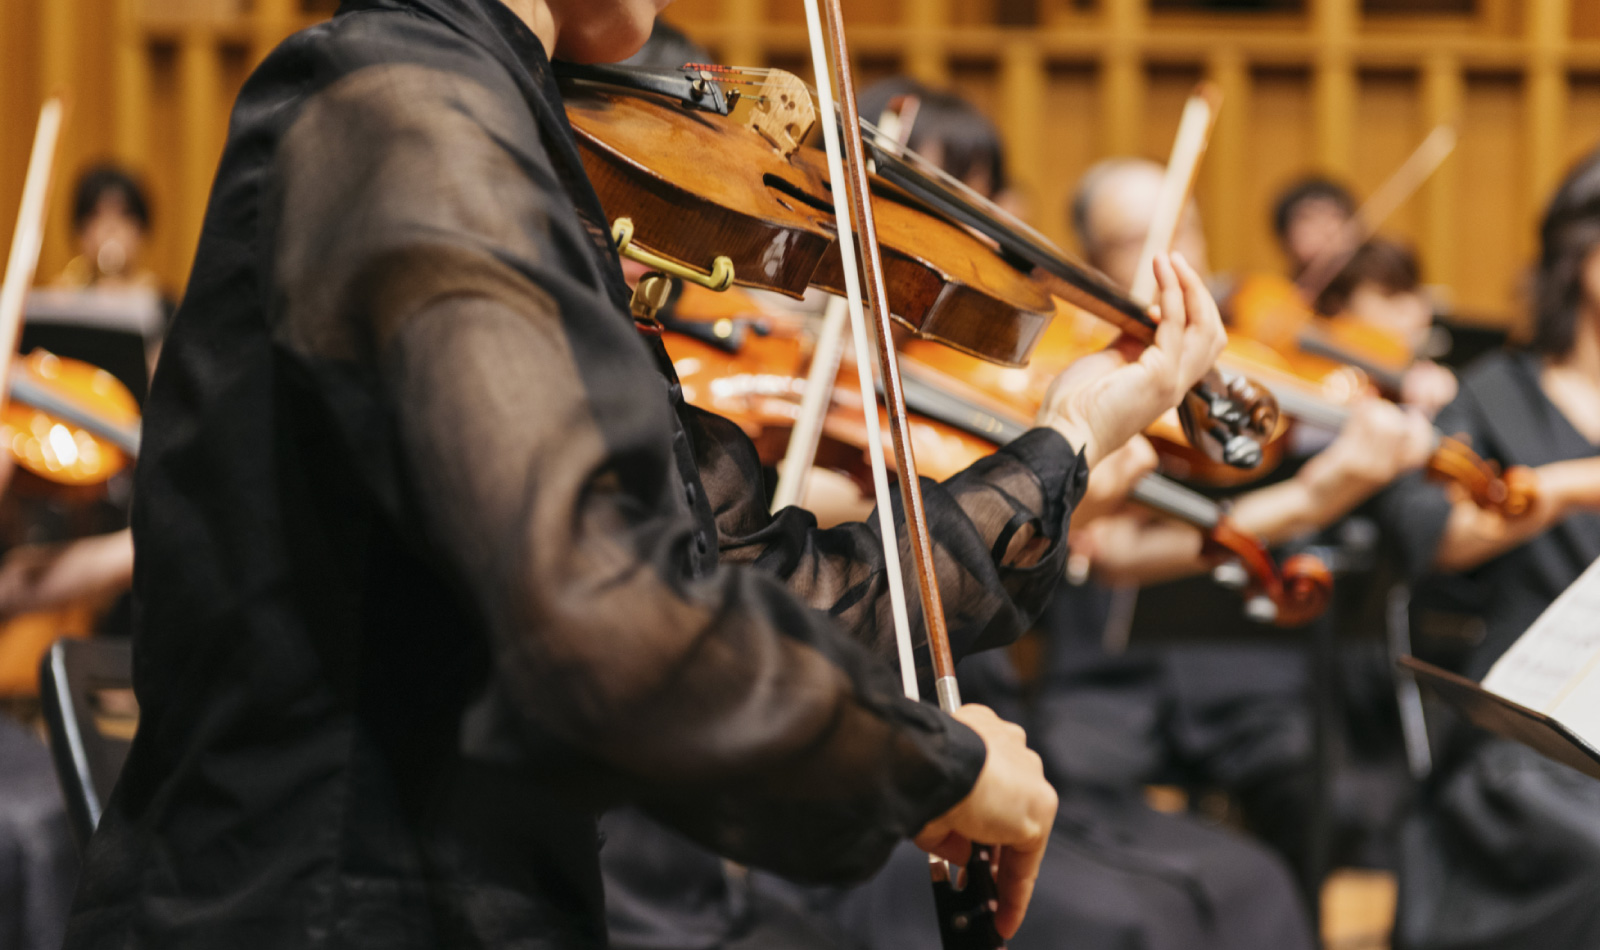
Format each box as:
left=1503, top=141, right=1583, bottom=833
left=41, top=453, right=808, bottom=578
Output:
left=498, top=0, right=558, bottom=57
left=1560, top=306, right=1600, bottom=383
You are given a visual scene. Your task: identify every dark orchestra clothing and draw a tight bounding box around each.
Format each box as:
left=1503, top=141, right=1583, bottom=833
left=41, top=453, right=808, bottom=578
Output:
left=1381, top=350, right=1600, bottom=680
left=63, top=0, right=1087, bottom=947
left=1377, top=350, right=1600, bottom=950
left=602, top=647, right=1315, bottom=950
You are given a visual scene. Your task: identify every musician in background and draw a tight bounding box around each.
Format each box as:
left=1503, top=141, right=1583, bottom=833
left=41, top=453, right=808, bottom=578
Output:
left=1379, top=147, right=1600, bottom=950
left=1041, top=158, right=1435, bottom=887
left=1272, top=175, right=1358, bottom=279
left=1314, top=237, right=1458, bottom=416
left=54, top=165, right=160, bottom=297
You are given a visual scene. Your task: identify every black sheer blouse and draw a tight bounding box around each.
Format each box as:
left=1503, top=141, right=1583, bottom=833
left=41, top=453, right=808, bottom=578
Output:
left=65, top=1, right=1087, bottom=947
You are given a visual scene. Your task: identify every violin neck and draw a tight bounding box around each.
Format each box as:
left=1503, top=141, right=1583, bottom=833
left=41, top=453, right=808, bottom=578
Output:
left=1294, top=328, right=1409, bottom=394
left=1127, top=474, right=1223, bottom=531
left=898, top=367, right=1226, bottom=534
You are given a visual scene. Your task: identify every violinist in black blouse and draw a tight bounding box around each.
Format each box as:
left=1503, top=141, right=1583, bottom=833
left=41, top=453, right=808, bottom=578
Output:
left=60, top=1, right=1231, bottom=948
left=1382, top=146, right=1600, bottom=950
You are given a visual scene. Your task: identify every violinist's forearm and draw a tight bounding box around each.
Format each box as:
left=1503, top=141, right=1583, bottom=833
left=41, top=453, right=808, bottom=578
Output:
left=0, top=529, right=134, bottom=618
left=1432, top=458, right=1600, bottom=572
left=1230, top=457, right=1378, bottom=547
left=1083, top=516, right=1208, bottom=587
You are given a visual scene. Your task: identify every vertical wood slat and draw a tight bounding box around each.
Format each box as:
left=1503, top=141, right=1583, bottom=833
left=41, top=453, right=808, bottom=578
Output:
left=903, top=0, right=949, bottom=87
left=115, top=0, right=152, bottom=177
left=1100, top=0, right=1146, bottom=158
left=721, top=0, right=762, bottom=72
left=1525, top=0, right=1569, bottom=218
left=1311, top=0, right=1357, bottom=177
left=999, top=39, right=1044, bottom=218
left=1204, top=47, right=1249, bottom=275
left=38, top=0, right=78, bottom=279
left=176, top=25, right=221, bottom=288
left=254, top=0, right=299, bottom=65
left=1422, top=52, right=1462, bottom=300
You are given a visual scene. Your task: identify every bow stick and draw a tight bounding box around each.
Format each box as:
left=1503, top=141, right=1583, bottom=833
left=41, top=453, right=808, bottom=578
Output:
left=800, top=0, right=1008, bottom=945
left=0, top=99, right=66, bottom=414
left=1127, top=83, right=1221, bottom=308
left=770, top=94, right=921, bottom=514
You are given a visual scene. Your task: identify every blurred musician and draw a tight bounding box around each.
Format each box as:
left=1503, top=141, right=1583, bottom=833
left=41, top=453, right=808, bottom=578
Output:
left=1038, top=158, right=1435, bottom=890
left=1314, top=238, right=1458, bottom=415
left=1271, top=175, right=1358, bottom=280
left=1380, top=148, right=1600, bottom=950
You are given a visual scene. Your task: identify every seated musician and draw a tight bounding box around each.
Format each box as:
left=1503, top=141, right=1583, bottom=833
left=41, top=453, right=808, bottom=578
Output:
left=1070, top=160, right=1435, bottom=583
left=1037, top=158, right=1436, bottom=885
left=1272, top=175, right=1358, bottom=280
left=61, top=2, right=1230, bottom=949
left=1314, top=238, right=1458, bottom=415
left=1378, top=147, right=1600, bottom=950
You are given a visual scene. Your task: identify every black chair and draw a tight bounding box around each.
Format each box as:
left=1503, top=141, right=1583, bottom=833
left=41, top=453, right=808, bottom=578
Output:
left=38, top=637, right=136, bottom=851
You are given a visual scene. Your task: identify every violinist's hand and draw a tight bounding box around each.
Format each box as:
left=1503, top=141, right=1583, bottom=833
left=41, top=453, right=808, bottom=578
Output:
left=1314, top=398, right=1436, bottom=492
left=1070, top=434, right=1159, bottom=529
left=915, top=704, right=1056, bottom=939
left=1399, top=359, right=1458, bottom=418
left=1037, top=252, right=1226, bottom=468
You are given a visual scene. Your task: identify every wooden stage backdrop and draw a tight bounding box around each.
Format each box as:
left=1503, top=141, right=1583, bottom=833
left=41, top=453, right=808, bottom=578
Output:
left=4, top=0, right=1600, bottom=332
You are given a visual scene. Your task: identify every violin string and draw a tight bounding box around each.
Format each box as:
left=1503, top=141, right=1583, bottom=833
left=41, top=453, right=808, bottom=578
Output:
left=693, top=65, right=1076, bottom=263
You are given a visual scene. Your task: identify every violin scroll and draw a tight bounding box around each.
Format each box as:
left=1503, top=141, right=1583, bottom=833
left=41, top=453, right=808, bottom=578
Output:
left=1178, top=371, right=1280, bottom=470
left=1427, top=435, right=1541, bottom=518
left=1207, top=519, right=1332, bottom=628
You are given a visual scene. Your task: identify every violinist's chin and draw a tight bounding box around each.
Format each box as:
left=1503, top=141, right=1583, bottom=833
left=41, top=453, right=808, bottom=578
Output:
left=550, top=0, right=673, bottom=64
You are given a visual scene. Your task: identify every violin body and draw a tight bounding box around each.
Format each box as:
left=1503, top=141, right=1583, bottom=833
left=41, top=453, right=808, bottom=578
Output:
left=564, top=75, right=1057, bottom=367
left=1, top=349, right=139, bottom=488
left=1229, top=271, right=1413, bottom=394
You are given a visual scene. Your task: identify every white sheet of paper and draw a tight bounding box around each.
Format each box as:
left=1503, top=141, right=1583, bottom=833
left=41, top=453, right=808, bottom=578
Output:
left=1482, top=556, right=1600, bottom=725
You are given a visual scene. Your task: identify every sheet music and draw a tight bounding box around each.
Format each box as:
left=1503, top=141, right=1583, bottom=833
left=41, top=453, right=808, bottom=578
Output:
left=1482, top=555, right=1600, bottom=714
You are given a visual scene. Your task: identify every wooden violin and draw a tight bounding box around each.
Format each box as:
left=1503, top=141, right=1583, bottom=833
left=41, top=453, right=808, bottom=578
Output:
left=658, top=313, right=1332, bottom=627
left=557, top=62, right=1278, bottom=471
left=3, top=348, right=141, bottom=488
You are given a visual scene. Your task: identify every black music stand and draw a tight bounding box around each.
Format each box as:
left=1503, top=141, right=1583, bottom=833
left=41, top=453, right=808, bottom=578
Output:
left=1398, top=655, right=1600, bottom=783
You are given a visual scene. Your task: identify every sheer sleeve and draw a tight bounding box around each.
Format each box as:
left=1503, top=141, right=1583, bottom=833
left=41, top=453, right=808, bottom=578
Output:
left=268, top=59, right=985, bottom=882
left=689, top=406, right=1086, bottom=675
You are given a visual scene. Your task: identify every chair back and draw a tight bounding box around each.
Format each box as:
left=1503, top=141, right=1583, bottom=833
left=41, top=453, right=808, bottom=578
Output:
left=38, top=637, right=136, bottom=850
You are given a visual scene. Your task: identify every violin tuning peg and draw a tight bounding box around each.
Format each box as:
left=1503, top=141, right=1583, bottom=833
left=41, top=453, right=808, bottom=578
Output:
left=1245, top=595, right=1279, bottom=625
left=1212, top=560, right=1249, bottom=590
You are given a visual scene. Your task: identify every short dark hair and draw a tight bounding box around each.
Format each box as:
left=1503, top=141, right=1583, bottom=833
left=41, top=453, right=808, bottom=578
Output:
left=1271, top=175, right=1356, bottom=242
left=72, top=164, right=151, bottom=233
left=1314, top=238, right=1420, bottom=316
left=857, top=78, right=1008, bottom=199
left=1531, top=147, right=1600, bottom=357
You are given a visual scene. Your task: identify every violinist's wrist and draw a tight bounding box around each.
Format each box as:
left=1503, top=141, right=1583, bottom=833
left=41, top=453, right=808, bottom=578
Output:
left=1042, top=415, right=1102, bottom=470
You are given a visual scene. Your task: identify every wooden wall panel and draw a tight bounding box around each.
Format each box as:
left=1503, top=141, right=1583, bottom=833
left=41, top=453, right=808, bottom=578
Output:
left=1351, top=69, right=1423, bottom=249
left=1240, top=67, right=1316, bottom=275
left=3, top=0, right=1600, bottom=329
left=1455, top=73, right=1526, bottom=326
left=1037, top=63, right=1101, bottom=254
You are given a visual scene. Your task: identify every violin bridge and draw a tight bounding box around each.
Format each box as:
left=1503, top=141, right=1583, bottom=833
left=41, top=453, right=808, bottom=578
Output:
left=746, top=70, right=815, bottom=158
